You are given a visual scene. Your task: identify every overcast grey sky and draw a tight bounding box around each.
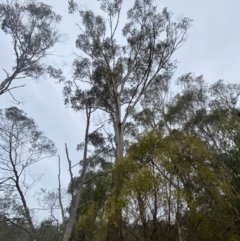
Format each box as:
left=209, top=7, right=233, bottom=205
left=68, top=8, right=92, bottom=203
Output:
left=1, top=0, right=240, bottom=219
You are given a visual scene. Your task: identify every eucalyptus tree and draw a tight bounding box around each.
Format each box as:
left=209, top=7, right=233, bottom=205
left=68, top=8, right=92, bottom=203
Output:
left=0, top=0, right=63, bottom=98
left=117, top=131, right=239, bottom=241
left=64, top=0, right=191, bottom=240
left=137, top=74, right=240, bottom=228
left=0, top=107, right=57, bottom=240
left=133, top=73, right=240, bottom=171
left=163, top=75, right=240, bottom=185
left=66, top=0, right=191, bottom=162
left=73, top=130, right=239, bottom=241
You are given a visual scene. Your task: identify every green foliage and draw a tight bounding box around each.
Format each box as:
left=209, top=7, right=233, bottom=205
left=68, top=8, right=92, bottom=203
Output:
left=70, top=171, right=111, bottom=241
left=37, top=219, right=61, bottom=241
left=0, top=0, right=62, bottom=95
left=101, top=130, right=240, bottom=240
left=63, top=2, right=191, bottom=238
left=0, top=222, right=29, bottom=241
left=63, top=0, right=192, bottom=133
left=71, top=124, right=240, bottom=240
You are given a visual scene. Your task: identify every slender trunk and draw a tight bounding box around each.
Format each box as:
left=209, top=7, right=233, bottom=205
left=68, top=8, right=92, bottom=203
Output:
left=62, top=102, right=91, bottom=241
left=137, top=194, right=147, bottom=241
left=15, top=179, right=36, bottom=238
left=106, top=102, right=124, bottom=241
left=168, top=181, right=172, bottom=241
left=178, top=226, right=183, bottom=241
left=58, top=155, right=65, bottom=223
left=115, top=96, right=123, bottom=161
left=151, top=162, right=158, bottom=241
left=9, top=136, right=37, bottom=240
left=116, top=121, right=124, bottom=160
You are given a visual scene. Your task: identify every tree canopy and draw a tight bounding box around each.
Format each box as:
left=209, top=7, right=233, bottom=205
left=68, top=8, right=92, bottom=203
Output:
left=0, top=0, right=62, bottom=97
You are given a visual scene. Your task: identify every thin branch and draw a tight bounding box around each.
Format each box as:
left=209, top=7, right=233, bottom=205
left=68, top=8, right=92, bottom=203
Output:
left=69, top=162, right=79, bottom=170
left=0, top=215, right=32, bottom=235
left=111, top=5, right=121, bottom=39
left=88, top=123, right=105, bottom=136
left=83, top=170, right=113, bottom=184
left=0, top=177, right=13, bottom=185
left=7, top=90, right=21, bottom=104
left=5, top=84, right=25, bottom=92
left=2, top=68, right=9, bottom=76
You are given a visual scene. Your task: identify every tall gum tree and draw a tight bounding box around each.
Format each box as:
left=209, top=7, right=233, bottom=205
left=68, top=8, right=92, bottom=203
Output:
left=0, top=0, right=63, bottom=98
left=64, top=0, right=192, bottom=240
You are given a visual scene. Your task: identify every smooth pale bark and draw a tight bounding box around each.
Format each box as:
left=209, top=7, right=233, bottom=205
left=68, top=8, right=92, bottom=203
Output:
left=106, top=102, right=124, bottom=241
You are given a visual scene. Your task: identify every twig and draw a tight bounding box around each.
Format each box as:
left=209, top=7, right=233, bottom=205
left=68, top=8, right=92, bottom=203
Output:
left=7, top=90, right=21, bottom=104
left=2, top=68, right=9, bottom=76
left=7, top=84, right=25, bottom=91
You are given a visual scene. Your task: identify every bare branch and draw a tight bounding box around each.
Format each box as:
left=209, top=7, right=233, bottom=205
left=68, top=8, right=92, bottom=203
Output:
left=65, top=143, right=74, bottom=202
